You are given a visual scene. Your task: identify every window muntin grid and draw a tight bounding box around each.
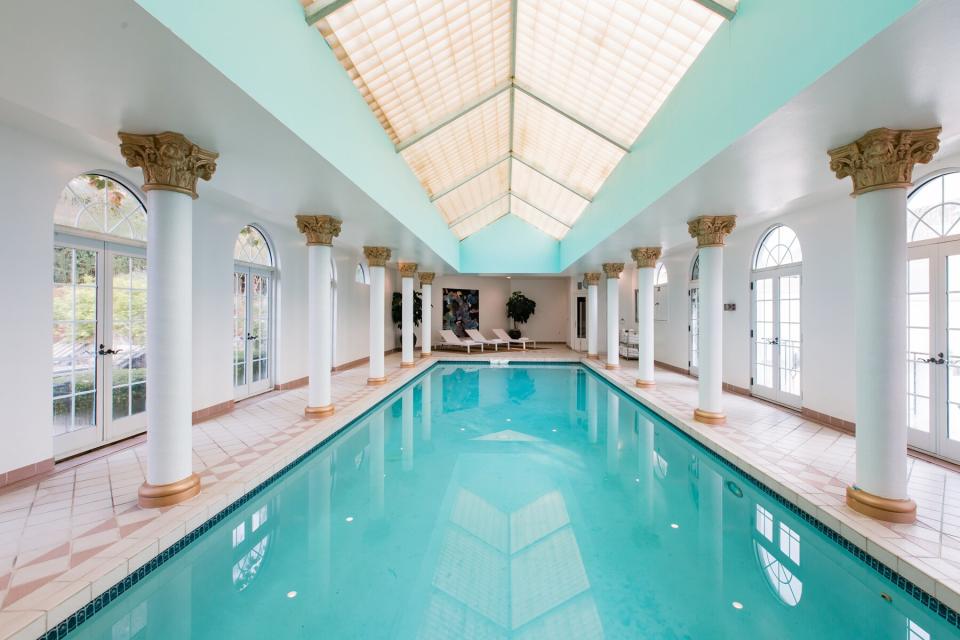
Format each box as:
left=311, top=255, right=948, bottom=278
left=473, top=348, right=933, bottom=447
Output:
left=400, top=90, right=511, bottom=197
left=451, top=195, right=510, bottom=239
left=434, top=160, right=509, bottom=223
left=907, top=172, right=960, bottom=242
left=54, top=174, right=146, bottom=242
left=234, top=226, right=274, bottom=267
left=514, top=0, right=723, bottom=148
left=655, top=263, right=668, bottom=285
left=510, top=160, right=589, bottom=226
left=754, top=225, right=802, bottom=270
left=319, top=0, right=512, bottom=144
left=510, top=194, right=569, bottom=240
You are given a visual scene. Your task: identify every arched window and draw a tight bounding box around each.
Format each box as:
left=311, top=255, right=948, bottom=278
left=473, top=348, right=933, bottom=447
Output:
left=355, top=262, right=370, bottom=284
left=690, top=253, right=699, bottom=282
left=233, top=226, right=276, bottom=400
left=754, top=225, right=802, bottom=270
left=654, top=263, right=668, bottom=322
left=751, top=225, right=802, bottom=407
left=654, top=263, right=668, bottom=285
left=753, top=504, right=803, bottom=606
left=907, top=171, right=960, bottom=242
left=54, top=173, right=146, bottom=241
left=52, top=173, right=148, bottom=458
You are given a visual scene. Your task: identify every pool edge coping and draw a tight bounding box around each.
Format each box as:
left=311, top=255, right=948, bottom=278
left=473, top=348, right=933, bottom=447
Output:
left=4, top=355, right=959, bottom=638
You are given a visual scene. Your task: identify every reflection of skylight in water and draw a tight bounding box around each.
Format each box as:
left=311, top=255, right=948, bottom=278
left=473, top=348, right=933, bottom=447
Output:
left=755, top=505, right=773, bottom=542
left=251, top=505, right=268, bottom=533
left=755, top=544, right=802, bottom=606
left=232, top=536, right=269, bottom=592
left=779, top=522, right=800, bottom=565
left=909, top=620, right=931, bottom=640
left=510, top=491, right=570, bottom=553
left=653, top=450, right=668, bottom=479
left=232, top=522, right=246, bottom=548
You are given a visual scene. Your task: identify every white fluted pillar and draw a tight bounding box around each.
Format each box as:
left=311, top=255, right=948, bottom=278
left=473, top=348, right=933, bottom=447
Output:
left=297, top=215, right=341, bottom=417
left=603, top=263, right=624, bottom=369
left=585, top=273, right=600, bottom=358
left=399, top=263, right=417, bottom=367
left=688, top=217, right=736, bottom=426
left=829, top=126, right=941, bottom=523
left=420, top=273, right=434, bottom=357
left=364, top=247, right=390, bottom=385
left=632, top=247, right=661, bottom=388
left=119, top=131, right=217, bottom=508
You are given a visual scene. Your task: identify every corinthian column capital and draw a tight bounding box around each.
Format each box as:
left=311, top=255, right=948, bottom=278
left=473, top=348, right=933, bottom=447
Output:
left=688, top=215, right=736, bottom=248
left=828, top=127, right=941, bottom=196
left=398, top=262, right=418, bottom=278
left=583, top=272, right=601, bottom=285
left=630, top=247, right=662, bottom=269
left=363, top=246, right=391, bottom=267
left=418, top=272, right=435, bottom=285
left=602, top=263, right=625, bottom=279
left=118, top=131, right=218, bottom=199
left=295, top=215, right=342, bottom=246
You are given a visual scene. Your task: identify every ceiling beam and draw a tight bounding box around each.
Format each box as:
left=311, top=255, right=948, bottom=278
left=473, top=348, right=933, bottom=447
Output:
left=429, top=154, right=511, bottom=202
left=692, top=0, right=736, bottom=20
left=510, top=193, right=572, bottom=230
left=304, top=0, right=354, bottom=25
left=513, top=83, right=630, bottom=153
left=448, top=193, right=511, bottom=228
left=395, top=82, right=513, bottom=152
left=511, top=154, right=592, bottom=202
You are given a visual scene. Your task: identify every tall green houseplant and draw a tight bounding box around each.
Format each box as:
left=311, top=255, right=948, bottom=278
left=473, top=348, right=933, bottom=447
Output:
left=391, top=291, right=423, bottom=346
left=505, top=291, right=536, bottom=339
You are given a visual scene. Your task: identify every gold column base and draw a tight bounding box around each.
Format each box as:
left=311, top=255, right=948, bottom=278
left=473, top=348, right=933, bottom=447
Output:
left=400, top=361, right=416, bottom=368
left=693, top=408, right=726, bottom=425
left=421, top=351, right=431, bottom=358
left=305, top=404, right=334, bottom=417
left=587, top=353, right=599, bottom=359
left=636, top=379, right=656, bottom=388
left=846, top=486, right=917, bottom=523
left=367, top=376, right=387, bottom=386
left=604, top=363, right=619, bottom=370
left=138, top=473, right=201, bottom=508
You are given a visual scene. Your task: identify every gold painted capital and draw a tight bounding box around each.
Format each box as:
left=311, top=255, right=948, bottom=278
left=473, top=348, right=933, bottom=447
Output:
left=296, top=215, right=341, bottom=246
left=398, top=262, right=418, bottom=278
left=363, top=246, right=391, bottom=267
left=583, top=272, right=601, bottom=286
left=419, top=272, right=435, bottom=285
left=602, top=263, right=625, bottom=279
left=118, top=131, right=217, bottom=199
left=688, top=215, right=736, bottom=248
left=630, top=247, right=662, bottom=269
left=828, top=127, right=941, bottom=196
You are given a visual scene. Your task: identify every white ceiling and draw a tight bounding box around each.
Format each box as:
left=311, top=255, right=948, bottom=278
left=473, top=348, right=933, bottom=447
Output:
left=0, top=0, right=452, bottom=271
left=566, top=0, right=960, bottom=274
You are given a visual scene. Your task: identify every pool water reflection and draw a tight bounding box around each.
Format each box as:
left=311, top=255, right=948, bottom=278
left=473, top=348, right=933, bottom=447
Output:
left=70, top=364, right=955, bottom=639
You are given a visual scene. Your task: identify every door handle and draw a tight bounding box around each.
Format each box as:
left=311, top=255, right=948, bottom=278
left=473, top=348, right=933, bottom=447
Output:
left=246, top=334, right=256, bottom=341
left=98, top=344, right=121, bottom=356
left=919, top=352, right=945, bottom=364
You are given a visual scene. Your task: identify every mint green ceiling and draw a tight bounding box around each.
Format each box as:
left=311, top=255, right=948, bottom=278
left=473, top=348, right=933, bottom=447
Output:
left=136, top=0, right=917, bottom=274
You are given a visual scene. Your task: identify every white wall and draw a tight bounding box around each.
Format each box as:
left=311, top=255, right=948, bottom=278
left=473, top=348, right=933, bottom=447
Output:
left=430, top=275, right=510, bottom=340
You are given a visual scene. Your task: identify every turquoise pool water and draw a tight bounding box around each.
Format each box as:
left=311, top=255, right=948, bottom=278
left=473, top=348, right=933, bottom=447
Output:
left=66, top=364, right=957, bottom=639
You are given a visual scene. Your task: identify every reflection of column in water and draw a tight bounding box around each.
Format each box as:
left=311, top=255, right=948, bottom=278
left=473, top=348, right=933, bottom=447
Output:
left=587, top=376, right=598, bottom=444
left=606, top=392, right=620, bottom=473
left=421, top=377, right=432, bottom=441
left=636, top=412, right=655, bottom=523
left=369, top=413, right=384, bottom=519
left=698, top=464, right=724, bottom=631
left=309, top=454, right=332, bottom=600
left=402, top=388, right=414, bottom=471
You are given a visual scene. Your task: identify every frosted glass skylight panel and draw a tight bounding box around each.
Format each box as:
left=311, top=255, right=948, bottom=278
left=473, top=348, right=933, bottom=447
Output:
left=319, top=0, right=512, bottom=144
left=511, top=195, right=569, bottom=240
left=434, top=160, right=509, bottom=223
left=400, top=90, right=510, bottom=197
left=513, top=91, right=625, bottom=197
left=514, top=0, right=723, bottom=147
left=511, top=160, right=589, bottom=226
left=451, top=196, right=510, bottom=239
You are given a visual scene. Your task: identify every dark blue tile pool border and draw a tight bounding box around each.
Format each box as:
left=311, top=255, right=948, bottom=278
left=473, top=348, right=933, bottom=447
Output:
left=36, top=360, right=960, bottom=638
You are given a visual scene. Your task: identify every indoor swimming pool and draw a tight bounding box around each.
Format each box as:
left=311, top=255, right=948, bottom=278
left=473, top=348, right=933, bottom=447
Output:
left=64, top=364, right=956, bottom=638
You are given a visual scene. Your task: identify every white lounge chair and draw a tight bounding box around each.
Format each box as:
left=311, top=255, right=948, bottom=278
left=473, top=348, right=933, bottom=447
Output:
left=466, top=329, right=508, bottom=352
left=438, top=329, right=484, bottom=354
left=493, top=328, right=536, bottom=350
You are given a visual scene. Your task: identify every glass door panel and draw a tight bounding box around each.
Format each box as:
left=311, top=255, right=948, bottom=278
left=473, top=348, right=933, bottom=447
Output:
left=907, top=252, right=934, bottom=452
left=689, top=286, right=699, bottom=376
left=943, top=250, right=960, bottom=460
left=752, top=277, right=775, bottom=399
left=751, top=270, right=801, bottom=408
left=105, top=251, right=147, bottom=440
left=778, top=274, right=802, bottom=405
left=234, top=267, right=272, bottom=399
left=233, top=271, right=247, bottom=393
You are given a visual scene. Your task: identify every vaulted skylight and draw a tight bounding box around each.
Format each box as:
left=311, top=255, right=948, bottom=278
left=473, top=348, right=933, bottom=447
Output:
left=304, top=0, right=733, bottom=239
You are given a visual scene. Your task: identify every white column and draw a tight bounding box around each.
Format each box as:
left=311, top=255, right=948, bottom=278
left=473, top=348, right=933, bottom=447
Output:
left=632, top=248, right=661, bottom=388
left=586, top=274, right=599, bottom=357
left=688, top=217, right=735, bottom=425
left=119, top=131, right=217, bottom=508
left=297, top=215, right=341, bottom=417
left=364, top=247, right=390, bottom=385
left=399, top=263, right=417, bottom=367
left=402, top=387, right=414, bottom=470
left=420, top=273, right=434, bottom=356
left=829, top=126, right=940, bottom=523
left=603, top=263, right=624, bottom=369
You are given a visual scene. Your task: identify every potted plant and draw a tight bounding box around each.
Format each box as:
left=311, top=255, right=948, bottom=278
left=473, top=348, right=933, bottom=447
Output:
left=505, top=291, right=536, bottom=339
left=391, top=290, right=423, bottom=347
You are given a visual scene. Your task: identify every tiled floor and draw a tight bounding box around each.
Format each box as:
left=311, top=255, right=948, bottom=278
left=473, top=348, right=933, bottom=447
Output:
left=2, top=346, right=960, bottom=629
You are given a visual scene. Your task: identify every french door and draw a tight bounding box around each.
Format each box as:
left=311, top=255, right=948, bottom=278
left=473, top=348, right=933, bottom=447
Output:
left=907, top=241, right=960, bottom=460
left=53, top=234, right=147, bottom=457
left=573, top=295, right=587, bottom=351
left=233, top=266, right=273, bottom=399
left=689, top=286, right=700, bottom=376
left=750, top=267, right=802, bottom=408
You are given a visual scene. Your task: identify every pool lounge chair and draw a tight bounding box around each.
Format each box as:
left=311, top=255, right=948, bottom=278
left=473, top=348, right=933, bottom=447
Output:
left=493, top=328, right=536, bottom=350
left=465, top=329, right=508, bottom=351
left=438, top=329, right=484, bottom=354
